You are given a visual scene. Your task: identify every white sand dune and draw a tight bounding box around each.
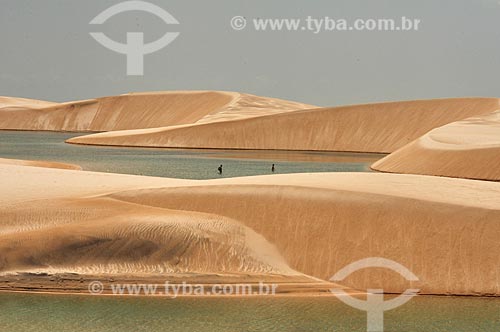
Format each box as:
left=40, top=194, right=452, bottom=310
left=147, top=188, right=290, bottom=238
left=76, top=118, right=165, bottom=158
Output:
left=1, top=164, right=499, bottom=295
left=1, top=92, right=500, bottom=295
left=2, top=93, right=498, bottom=153
left=373, top=110, right=500, bottom=180
left=109, top=174, right=500, bottom=296
left=0, top=197, right=295, bottom=276
left=0, top=164, right=297, bottom=277
left=0, top=91, right=314, bottom=132
left=67, top=98, right=500, bottom=153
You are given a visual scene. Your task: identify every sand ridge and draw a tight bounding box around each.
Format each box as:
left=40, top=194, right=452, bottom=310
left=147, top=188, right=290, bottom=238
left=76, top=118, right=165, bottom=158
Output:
left=1, top=165, right=499, bottom=295
left=0, top=91, right=315, bottom=132
left=0, top=196, right=297, bottom=276
left=2, top=93, right=499, bottom=153
left=108, top=180, right=500, bottom=296
left=373, top=110, right=500, bottom=180
left=67, top=97, right=500, bottom=153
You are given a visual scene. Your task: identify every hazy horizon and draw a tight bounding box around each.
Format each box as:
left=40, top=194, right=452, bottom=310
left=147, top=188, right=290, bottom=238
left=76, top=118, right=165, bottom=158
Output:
left=2, top=0, right=500, bottom=106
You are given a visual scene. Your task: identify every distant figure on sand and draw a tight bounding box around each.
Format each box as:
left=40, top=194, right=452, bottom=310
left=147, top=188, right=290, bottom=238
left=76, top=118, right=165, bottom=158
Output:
left=218, top=165, right=223, bottom=175
left=272, top=164, right=275, bottom=173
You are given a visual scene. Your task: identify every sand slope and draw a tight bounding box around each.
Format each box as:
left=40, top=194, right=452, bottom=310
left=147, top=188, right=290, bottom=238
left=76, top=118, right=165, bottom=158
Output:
left=68, top=98, right=500, bottom=153
left=1, top=165, right=499, bottom=295
left=109, top=174, right=500, bottom=296
left=0, top=197, right=295, bottom=276
left=373, top=110, right=500, bottom=180
left=0, top=165, right=298, bottom=278
left=0, top=91, right=314, bottom=132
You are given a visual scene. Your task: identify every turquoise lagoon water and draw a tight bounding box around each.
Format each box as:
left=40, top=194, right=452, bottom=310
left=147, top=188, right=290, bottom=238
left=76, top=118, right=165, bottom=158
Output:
left=0, top=131, right=382, bottom=179
left=0, top=293, right=498, bottom=332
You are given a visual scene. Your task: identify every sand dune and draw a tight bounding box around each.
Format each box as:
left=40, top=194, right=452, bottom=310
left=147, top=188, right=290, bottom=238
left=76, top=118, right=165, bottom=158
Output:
left=2, top=93, right=498, bottom=153
left=0, top=158, right=82, bottom=170
left=1, top=164, right=499, bottom=295
left=68, top=98, right=500, bottom=153
left=373, top=110, right=500, bottom=180
left=0, top=91, right=314, bottom=132
left=109, top=174, right=500, bottom=296
left=0, top=164, right=297, bottom=278
left=0, top=197, right=296, bottom=276
left=4, top=91, right=499, bottom=296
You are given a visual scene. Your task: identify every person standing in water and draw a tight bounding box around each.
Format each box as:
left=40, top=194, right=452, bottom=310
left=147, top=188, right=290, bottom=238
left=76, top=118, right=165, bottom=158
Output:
left=218, top=165, right=223, bottom=175
left=271, top=164, right=275, bottom=173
